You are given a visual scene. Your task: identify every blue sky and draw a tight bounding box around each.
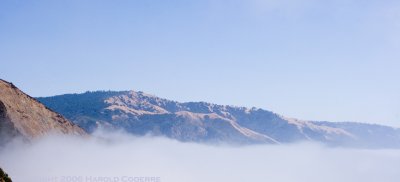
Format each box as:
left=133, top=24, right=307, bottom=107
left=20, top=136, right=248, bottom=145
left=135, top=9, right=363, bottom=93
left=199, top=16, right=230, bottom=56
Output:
left=1, top=0, right=399, bottom=126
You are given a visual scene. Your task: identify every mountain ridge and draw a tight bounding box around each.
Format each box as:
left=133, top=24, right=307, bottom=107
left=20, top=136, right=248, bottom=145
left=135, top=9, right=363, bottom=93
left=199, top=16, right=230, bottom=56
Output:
left=37, top=90, right=400, bottom=148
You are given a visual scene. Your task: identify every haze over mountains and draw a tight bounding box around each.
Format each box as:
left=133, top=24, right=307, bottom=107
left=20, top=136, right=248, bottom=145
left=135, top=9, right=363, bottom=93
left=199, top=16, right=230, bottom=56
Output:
left=1, top=80, right=399, bottom=181
left=0, top=78, right=398, bottom=148
left=37, top=90, right=400, bottom=148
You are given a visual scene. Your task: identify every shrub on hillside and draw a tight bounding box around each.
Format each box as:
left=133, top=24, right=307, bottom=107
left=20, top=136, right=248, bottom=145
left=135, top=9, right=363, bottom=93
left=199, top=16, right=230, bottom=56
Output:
left=0, top=168, right=12, bottom=182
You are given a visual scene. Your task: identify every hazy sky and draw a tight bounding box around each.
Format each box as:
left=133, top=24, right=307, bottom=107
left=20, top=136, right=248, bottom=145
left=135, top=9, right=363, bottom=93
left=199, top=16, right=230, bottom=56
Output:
left=1, top=0, right=399, bottom=126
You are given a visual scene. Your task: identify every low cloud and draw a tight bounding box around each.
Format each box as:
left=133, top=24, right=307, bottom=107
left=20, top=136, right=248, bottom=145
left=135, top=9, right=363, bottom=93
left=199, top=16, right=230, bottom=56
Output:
left=1, top=131, right=400, bottom=182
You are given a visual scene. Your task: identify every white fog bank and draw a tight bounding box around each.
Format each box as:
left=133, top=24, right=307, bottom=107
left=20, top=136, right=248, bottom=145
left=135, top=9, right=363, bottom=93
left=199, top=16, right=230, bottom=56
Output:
left=1, top=132, right=400, bottom=182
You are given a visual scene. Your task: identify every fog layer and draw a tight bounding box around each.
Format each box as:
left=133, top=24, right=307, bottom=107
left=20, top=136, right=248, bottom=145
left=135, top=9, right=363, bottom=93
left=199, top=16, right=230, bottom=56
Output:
left=1, top=132, right=400, bottom=182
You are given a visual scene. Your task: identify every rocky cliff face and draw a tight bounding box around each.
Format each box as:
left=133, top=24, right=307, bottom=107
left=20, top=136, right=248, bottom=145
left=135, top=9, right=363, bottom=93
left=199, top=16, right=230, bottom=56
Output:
left=38, top=90, right=396, bottom=147
left=0, top=79, right=86, bottom=143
